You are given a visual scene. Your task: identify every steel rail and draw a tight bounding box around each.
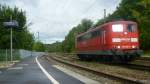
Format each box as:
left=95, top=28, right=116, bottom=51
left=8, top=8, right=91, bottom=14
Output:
left=137, top=57, right=150, bottom=61
left=46, top=56, right=145, bottom=84
left=120, top=63, right=150, bottom=72
left=61, top=53, right=150, bottom=71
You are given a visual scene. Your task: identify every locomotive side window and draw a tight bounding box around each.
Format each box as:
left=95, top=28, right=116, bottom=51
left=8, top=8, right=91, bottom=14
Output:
left=127, top=24, right=137, bottom=32
left=77, top=32, right=91, bottom=41
left=91, top=29, right=101, bottom=37
left=77, top=37, right=82, bottom=41
left=84, top=33, right=92, bottom=40
left=112, top=24, right=123, bottom=32
left=77, top=30, right=101, bottom=42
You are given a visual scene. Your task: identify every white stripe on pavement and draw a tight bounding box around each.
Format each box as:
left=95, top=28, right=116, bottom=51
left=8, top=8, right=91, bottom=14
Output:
left=53, top=65, right=101, bottom=84
left=19, top=64, right=28, bottom=66
left=35, top=56, right=59, bottom=84
left=7, top=67, right=23, bottom=70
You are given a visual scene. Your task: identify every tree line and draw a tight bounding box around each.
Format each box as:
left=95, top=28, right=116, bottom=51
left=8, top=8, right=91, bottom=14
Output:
left=0, top=5, right=35, bottom=50
left=0, top=5, right=46, bottom=52
left=48, top=0, right=150, bottom=52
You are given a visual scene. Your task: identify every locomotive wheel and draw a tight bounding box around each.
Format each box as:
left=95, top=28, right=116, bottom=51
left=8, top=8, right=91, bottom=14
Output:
left=77, top=54, right=92, bottom=61
left=112, top=55, right=122, bottom=63
left=125, top=55, right=135, bottom=62
left=84, top=54, right=92, bottom=61
left=100, top=55, right=105, bottom=62
left=107, top=55, right=113, bottom=62
left=104, top=55, right=109, bottom=62
left=95, top=55, right=101, bottom=61
left=77, top=54, right=84, bottom=61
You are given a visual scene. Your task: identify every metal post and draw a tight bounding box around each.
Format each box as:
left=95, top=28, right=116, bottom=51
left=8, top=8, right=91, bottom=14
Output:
left=6, top=49, right=7, bottom=66
left=45, top=40, right=47, bottom=55
left=104, top=9, right=106, bottom=19
left=30, top=44, right=32, bottom=56
left=10, top=16, right=13, bottom=62
left=31, top=50, right=32, bottom=56
left=38, top=32, right=39, bottom=41
left=10, top=27, right=13, bottom=62
left=3, top=16, right=18, bottom=63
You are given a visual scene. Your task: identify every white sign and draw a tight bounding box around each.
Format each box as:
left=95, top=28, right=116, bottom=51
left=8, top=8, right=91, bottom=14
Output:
left=3, top=20, right=18, bottom=27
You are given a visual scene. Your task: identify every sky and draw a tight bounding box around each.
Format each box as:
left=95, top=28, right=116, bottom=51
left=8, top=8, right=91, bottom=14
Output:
left=0, top=0, right=121, bottom=44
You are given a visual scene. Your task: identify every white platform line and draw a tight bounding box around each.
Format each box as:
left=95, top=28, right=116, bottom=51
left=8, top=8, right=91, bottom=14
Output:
left=53, top=65, right=101, bottom=84
left=19, top=64, right=28, bottom=66
left=35, top=56, right=59, bottom=84
left=7, top=67, right=23, bottom=70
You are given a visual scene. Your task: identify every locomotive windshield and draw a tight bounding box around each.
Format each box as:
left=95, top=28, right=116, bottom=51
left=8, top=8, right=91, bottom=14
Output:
left=112, top=24, right=123, bottom=32
left=127, top=24, right=137, bottom=32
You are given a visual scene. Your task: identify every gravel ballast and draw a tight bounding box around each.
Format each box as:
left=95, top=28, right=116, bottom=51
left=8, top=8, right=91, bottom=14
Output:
left=48, top=53, right=150, bottom=83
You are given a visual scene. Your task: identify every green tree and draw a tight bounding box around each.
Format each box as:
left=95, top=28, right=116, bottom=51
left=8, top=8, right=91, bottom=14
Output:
left=47, top=41, right=62, bottom=52
left=0, top=5, right=34, bottom=49
left=32, top=41, right=45, bottom=52
left=62, top=19, right=93, bottom=52
left=131, top=0, right=150, bottom=50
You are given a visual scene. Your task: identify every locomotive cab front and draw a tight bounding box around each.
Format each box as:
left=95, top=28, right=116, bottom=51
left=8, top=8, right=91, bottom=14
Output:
left=76, top=20, right=142, bottom=62
left=110, top=21, right=142, bottom=61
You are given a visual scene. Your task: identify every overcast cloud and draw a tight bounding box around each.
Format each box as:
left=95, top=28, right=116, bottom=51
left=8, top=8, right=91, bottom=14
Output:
left=0, top=0, right=121, bottom=44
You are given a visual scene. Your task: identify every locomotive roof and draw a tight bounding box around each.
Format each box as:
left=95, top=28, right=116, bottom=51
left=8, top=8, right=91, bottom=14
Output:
left=76, top=20, right=136, bottom=38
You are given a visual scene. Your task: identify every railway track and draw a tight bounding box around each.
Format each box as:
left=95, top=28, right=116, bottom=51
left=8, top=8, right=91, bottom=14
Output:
left=61, top=53, right=150, bottom=72
left=46, top=55, right=146, bottom=84
left=52, top=53, right=150, bottom=72
left=137, top=57, right=150, bottom=61
left=112, top=63, right=150, bottom=72
left=63, top=53, right=150, bottom=61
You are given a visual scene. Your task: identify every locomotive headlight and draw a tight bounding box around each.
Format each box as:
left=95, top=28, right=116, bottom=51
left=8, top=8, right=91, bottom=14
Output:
left=112, top=38, right=121, bottom=42
left=132, top=45, right=136, bottom=48
left=131, top=38, right=138, bottom=42
left=117, top=46, right=121, bottom=48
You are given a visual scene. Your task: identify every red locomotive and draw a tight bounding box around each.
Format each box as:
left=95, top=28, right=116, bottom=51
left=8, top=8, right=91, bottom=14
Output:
left=75, top=20, right=142, bottom=62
